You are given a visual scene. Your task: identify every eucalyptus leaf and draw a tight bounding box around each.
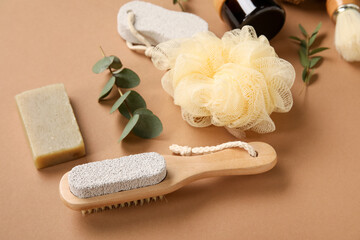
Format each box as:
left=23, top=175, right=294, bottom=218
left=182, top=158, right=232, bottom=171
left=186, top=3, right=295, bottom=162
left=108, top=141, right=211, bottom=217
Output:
left=110, top=91, right=131, bottom=114
left=308, top=32, right=318, bottom=47
left=114, top=68, right=140, bottom=88
left=118, top=104, right=131, bottom=119
left=98, top=76, right=115, bottom=101
left=312, top=22, right=322, bottom=36
left=310, top=47, right=329, bottom=55
left=310, top=56, right=322, bottom=68
left=118, top=114, right=139, bottom=141
left=92, top=57, right=113, bottom=74
left=134, top=108, right=153, bottom=115
left=306, top=69, right=314, bottom=85
left=109, top=56, right=123, bottom=70
left=289, top=22, right=327, bottom=86
left=300, top=40, right=307, bottom=49
left=132, top=108, right=163, bottom=139
left=112, top=69, right=122, bottom=74
left=94, top=49, right=163, bottom=141
left=302, top=68, right=308, bottom=82
left=299, top=24, right=308, bottom=37
left=299, top=48, right=309, bottom=68
left=289, top=36, right=301, bottom=42
left=118, top=90, right=146, bottom=119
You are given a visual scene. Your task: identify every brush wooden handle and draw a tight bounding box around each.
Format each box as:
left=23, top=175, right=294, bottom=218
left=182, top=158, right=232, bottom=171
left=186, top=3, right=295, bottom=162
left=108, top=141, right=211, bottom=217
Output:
left=326, top=0, right=360, bottom=18
left=59, top=142, right=276, bottom=211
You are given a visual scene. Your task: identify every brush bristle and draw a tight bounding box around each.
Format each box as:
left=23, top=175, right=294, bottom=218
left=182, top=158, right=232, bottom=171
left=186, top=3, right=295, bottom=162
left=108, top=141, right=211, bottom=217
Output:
left=81, top=195, right=165, bottom=215
left=335, top=8, right=360, bottom=62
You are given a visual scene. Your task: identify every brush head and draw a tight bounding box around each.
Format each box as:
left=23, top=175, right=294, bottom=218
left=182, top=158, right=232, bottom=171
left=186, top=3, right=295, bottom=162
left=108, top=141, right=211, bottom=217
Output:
left=335, top=7, right=360, bottom=61
left=68, top=152, right=167, bottom=198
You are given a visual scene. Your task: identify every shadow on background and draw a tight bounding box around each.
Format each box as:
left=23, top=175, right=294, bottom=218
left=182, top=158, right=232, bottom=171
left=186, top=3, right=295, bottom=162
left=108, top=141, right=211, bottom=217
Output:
left=73, top=163, right=288, bottom=232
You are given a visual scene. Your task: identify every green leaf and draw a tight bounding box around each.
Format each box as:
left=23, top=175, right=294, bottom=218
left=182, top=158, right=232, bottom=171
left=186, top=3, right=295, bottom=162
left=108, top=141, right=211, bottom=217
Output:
left=92, top=57, right=113, bottom=74
left=309, top=47, right=329, bottom=55
left=114, top=68, right=140, bottom=88
left=118, top=104, right=131, bottom=119
left=312, top=22, right=322, bottom=36
left=302, top=68, right=308, bottom=82
left=110, top=91, right=131, bottom=113
left=299, top=48, right=309, bottom=68
left=136, top=108, right=153, bottom=114
left=92, top=56, right=122, bottom=74
left=306, top=69, right=314, bottom=85
left=118, top=114, right=139, bottom=141
left=308, top=22, right=322, bottom=47
left=132, top=108, right=163, bottom=139
left=109, top=56, right=122, bottom=70
left=310, top=56, right=322, bottom=68
left=299, top=24, right=308, bottom=38
left=118, top=90, right=146, bottom=119
left=300, top=40, right=307, bottom=49
left=98, top=76, right=115, bottom=101
left=308, top=32, right=318, bottom=47
left=173, top=0, right=177, bottom=4
left=289, top=36, right=301, bottom=42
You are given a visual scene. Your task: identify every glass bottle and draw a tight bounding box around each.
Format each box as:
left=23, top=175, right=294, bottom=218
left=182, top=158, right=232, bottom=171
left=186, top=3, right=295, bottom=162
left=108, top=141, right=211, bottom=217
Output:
left=214, top=0, right=286, bottom=40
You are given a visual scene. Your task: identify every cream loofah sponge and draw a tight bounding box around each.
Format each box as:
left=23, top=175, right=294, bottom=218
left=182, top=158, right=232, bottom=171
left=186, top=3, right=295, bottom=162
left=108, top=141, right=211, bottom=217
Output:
left=150, top=26, right=295, bottom=137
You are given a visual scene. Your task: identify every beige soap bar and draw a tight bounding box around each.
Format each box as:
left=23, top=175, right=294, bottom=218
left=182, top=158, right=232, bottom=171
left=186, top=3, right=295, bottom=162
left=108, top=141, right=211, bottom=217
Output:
left=15, top=84, right=85, bottom=169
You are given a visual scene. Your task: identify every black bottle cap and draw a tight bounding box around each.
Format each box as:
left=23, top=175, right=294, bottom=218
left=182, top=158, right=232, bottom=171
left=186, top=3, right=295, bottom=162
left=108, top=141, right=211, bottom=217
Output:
left=220, top=0, right=286, bottom=40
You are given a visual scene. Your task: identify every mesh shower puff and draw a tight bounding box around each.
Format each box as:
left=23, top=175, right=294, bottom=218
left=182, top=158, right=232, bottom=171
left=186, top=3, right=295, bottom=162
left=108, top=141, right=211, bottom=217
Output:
left=151, top=26, right=295, bottom=137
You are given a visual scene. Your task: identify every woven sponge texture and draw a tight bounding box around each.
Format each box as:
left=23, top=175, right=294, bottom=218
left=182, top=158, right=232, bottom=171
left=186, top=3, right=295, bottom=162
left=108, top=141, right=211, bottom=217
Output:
left=151, top=26, right=295, bottom=135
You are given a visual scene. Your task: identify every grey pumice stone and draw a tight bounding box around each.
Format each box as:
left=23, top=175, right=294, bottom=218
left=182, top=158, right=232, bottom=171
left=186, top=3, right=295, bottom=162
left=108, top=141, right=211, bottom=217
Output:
left=117, top=1, right=209, bottom=46
left=68, top=152, right=167, bottom=198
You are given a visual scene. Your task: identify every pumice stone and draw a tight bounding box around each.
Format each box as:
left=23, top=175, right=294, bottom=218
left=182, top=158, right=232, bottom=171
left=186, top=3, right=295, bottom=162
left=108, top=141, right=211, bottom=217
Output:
left=117, top=1, right=209, bottom=46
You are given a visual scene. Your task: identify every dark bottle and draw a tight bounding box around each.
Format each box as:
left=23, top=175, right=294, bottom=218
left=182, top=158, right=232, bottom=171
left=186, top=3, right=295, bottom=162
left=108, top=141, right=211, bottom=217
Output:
left=214, top=0, right=286, bottom=40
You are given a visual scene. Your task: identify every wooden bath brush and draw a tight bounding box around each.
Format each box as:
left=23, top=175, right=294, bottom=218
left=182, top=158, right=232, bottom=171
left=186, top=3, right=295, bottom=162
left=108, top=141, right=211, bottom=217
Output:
left=59, top=141, right=277, bottom=215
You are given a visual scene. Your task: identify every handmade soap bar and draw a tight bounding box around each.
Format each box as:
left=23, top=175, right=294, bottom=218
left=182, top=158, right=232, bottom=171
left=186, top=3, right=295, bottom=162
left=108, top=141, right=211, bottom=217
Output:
left=15, top=84, right=85, bottom=169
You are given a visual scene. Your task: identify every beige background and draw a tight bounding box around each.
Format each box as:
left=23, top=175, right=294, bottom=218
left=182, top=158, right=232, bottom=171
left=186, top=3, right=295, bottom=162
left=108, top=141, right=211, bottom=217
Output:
left=1, top=0, right=360, bottom=239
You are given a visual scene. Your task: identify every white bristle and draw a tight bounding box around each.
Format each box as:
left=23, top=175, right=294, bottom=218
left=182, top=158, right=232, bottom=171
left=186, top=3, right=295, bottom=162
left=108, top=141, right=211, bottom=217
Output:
left=335, top=8, right=360, bottom=62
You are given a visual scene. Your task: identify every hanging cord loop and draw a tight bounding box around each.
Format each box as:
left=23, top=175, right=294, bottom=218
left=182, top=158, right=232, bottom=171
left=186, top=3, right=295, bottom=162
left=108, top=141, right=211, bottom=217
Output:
left=169, top=141, right=258, bottom=157
left=126, top=10, right=154, bottom=57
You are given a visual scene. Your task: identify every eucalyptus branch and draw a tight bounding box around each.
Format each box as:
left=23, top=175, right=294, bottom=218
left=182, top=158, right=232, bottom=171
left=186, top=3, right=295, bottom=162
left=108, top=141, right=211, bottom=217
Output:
left=290, top=22, right=329, bottom=85
left=92, top=47, right=162, bottom=141
left=99, top=47, right=133, bottom=118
